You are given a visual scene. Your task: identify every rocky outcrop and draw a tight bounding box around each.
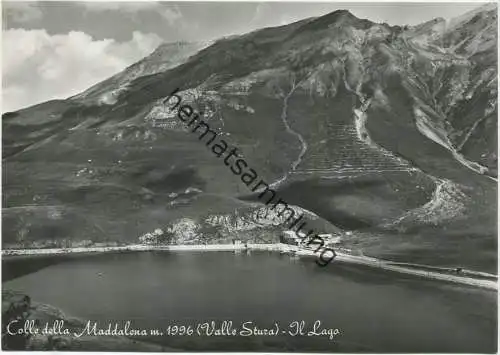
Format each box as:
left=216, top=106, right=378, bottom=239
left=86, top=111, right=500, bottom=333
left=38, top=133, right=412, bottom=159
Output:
left=2, top=291, right=31, bottom=350
left=2, top=290, right=170, bottom=351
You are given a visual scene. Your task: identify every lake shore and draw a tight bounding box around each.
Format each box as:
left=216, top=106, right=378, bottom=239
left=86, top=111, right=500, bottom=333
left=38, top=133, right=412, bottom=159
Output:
left=2, top=243, right=497, bottom=290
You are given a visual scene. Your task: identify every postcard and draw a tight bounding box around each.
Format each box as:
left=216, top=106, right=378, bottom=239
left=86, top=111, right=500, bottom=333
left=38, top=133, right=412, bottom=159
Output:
left=2, top=1, right=497, bottom=352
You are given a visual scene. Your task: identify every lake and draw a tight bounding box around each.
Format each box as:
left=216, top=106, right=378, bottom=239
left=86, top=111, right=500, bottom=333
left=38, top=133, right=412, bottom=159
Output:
left=2, top=251, right=497, bottom=352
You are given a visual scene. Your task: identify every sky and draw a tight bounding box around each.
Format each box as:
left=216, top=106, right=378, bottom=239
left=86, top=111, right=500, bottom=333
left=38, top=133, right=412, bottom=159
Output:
left=1, top=1, right=492, bottom=112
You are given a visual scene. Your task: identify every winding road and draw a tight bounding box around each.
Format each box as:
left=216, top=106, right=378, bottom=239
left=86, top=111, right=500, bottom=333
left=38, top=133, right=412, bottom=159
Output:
left=270, top=83, right=308, bottom=188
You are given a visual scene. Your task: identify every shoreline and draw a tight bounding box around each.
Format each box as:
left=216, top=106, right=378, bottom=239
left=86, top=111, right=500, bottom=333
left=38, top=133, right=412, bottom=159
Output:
left=2, top=243, right=497, bottom=290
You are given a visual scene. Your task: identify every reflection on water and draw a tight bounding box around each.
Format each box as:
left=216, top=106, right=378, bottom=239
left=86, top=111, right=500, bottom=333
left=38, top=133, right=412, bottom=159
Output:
left=2, top=251, right=497, bottom=352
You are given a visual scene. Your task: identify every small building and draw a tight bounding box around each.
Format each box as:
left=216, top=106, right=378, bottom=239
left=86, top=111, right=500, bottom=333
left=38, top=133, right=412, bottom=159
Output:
left=280, top=231, right=300, bottom=246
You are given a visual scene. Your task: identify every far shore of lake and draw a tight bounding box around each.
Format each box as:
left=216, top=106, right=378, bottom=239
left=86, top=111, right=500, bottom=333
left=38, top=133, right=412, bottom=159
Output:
left=2, top=243, right=497, bottom=290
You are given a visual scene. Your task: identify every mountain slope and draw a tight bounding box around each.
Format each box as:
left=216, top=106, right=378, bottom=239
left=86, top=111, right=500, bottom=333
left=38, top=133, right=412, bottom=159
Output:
left=2, top=5, right=497, bottom=272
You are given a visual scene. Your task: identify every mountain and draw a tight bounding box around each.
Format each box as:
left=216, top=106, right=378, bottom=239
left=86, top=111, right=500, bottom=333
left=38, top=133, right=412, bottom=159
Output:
left=73, top=41, right=210, bottom=106
left=2, top=5, right=497, bottom=272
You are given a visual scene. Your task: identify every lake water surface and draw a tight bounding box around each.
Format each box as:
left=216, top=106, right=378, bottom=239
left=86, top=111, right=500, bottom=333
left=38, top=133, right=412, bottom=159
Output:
left=3, top=251, right=497, bottom=352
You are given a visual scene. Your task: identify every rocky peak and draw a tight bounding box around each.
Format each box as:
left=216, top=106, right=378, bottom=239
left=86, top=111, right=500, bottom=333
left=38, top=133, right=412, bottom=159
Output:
left=295, top=9, right=374, bottom=33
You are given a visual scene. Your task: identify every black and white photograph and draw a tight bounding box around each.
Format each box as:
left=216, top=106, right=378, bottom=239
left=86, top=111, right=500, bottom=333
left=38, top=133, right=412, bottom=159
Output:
left=1, top=0, right=498, bottom=352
